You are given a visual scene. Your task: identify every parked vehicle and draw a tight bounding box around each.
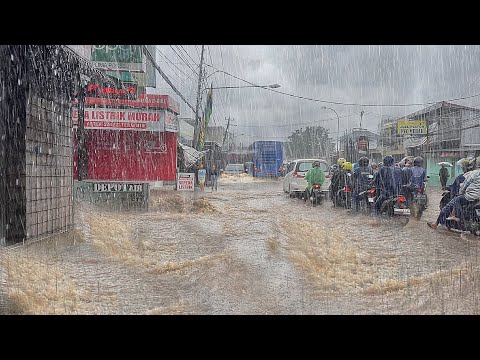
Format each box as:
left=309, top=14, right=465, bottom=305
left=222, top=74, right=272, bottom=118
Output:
left=283, top=159, right=330, bottom=198
left=224, top=163, right=246, bottom=175
left=252, top=141, right=284, bottom=177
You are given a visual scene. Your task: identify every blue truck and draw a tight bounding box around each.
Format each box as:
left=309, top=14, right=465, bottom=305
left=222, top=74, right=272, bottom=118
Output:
left=252, top=141, right=284, bottom=177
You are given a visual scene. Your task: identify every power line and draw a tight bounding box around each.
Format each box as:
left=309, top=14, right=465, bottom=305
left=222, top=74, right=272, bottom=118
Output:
left=203, top=63, right=480, bottom=108
left=142, top=46, right=196, bottom=113
left=461, top=73, right=480, bottom=97
left=154, top=46, right=196, bottom=83
left=171, top=45, right=199, bottom=76
left=234, top=114, right=351, bottom=128
left=179, top=45, right=199, bottom=67
left=194, top=45, right=201, bottom=62
left=201, top=49, right=229, bottom=129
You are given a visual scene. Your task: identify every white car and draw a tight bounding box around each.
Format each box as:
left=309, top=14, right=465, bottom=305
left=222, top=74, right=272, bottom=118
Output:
left=223, top=163, right=246, bottom=175
left=283, top=159, right=331, bottom=198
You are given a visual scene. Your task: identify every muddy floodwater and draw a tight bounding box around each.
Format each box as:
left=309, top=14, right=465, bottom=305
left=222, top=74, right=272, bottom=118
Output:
left=2, top=175, right=480, bottom=314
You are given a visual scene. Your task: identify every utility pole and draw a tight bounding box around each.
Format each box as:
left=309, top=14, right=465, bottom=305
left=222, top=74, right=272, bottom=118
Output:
left=360, top=110, right=364, bottom=129
left=222, top=116, right=231, bottom=149
left=193, top=45, right=205, bottom=150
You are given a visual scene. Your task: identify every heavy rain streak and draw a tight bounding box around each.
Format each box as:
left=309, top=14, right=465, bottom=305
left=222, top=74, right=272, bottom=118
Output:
left=2, top=45, right=480, bottom=314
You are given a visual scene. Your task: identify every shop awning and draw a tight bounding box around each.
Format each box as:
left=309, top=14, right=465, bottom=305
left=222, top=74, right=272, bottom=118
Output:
left=179, top=142, right=208, bottom=168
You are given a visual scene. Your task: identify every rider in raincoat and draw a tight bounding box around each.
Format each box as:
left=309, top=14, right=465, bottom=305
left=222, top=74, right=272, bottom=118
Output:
left=352, top=156, right=373, bottom=211
left=304, top=160, right=326, bottom=202
left=373, top=155, right=403, bottom=216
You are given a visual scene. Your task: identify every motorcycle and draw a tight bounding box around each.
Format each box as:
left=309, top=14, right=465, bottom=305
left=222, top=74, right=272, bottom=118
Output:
left=445, top=200, right=480, bottom=236
left=309, top=183, right=323, bottom=206
left=355, top=175, right=376, bottom=213
left=380, top=193, right=411, bottom=217
left=409, top=177, right=429, bottom=220
left=330, top=173, right=352, bottom=208
left=410, top=189, right=428, bottom=219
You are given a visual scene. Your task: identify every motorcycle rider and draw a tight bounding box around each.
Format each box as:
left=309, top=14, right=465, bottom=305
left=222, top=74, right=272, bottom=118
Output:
left=448, top=157, right=480, bottom=221
left=439, top=159, right=471, bottom=209
left=353, top=162, right=359, bottom=174
left=427, top=157, right=480, bottom=229
left=402, top=159, right=413, bottom=185
left=343, top=161, right=353, bottom=183
left=304, top=160, right=326, bottom=203
left=330, top=158, right=346, bottom=205
left=404, top=156, right=427, bottom=205
left=447, top=159, right=471, bottom=197
left=339, top=161, right=354, bottom=208
left=373, top=155, right=403, bottom=216
left=352, top=156, right=373, bottom=212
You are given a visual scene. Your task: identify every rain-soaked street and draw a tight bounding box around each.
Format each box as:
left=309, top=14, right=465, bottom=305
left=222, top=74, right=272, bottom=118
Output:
left=2, top=174, right=480, bottom=314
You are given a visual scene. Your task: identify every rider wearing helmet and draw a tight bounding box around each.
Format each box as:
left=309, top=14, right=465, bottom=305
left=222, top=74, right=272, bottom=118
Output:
left=373, top=155, right=403, bottom=216
left=343, top=161, right=353, bottom=172
left=332, top=161, right=353, bottom=208
left=304, top=160, right=326, bottom=203
left=404, top=156, right=427, bottom=204
left=352, top=157, right=373, bottom=212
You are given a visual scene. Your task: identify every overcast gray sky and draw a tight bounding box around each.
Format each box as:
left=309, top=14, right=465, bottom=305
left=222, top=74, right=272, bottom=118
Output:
left=149, top=45, right=480, bottom=145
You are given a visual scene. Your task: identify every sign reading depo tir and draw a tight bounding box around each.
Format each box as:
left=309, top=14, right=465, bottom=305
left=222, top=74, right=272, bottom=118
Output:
left=177, top=173, right=195, bottom=191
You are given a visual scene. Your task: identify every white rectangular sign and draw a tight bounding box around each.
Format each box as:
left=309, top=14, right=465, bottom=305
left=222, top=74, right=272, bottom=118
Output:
left=177, top=173, right=195, bottom=191
left=73, top=108, right=164, bottom=131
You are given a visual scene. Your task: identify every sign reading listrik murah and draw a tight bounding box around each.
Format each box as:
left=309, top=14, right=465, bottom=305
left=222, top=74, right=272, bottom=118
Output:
left=73, top=108, right=168, bottom=131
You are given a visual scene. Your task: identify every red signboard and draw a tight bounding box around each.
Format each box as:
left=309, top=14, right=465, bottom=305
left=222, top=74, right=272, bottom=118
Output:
left=357, top=136, right=369, bottom=151
left=84, top=94, right=180, bottom=114
left=73, top=108, right=165, bottom=131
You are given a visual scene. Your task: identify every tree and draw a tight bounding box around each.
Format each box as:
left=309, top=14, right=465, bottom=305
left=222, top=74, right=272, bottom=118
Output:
left=286, top=126, right=334, bottom=160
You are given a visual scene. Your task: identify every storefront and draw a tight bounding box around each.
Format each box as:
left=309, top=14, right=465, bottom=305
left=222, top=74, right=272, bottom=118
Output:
left=73, top=94, right=180, bottom=182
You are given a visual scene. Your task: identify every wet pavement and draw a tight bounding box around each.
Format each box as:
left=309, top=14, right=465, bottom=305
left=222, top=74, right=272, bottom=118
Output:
left=1, top=175, right=480, bottom=314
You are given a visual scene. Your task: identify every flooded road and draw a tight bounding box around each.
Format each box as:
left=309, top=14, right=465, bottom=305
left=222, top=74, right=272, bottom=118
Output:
left=1, top=175, right=480, bottom=314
